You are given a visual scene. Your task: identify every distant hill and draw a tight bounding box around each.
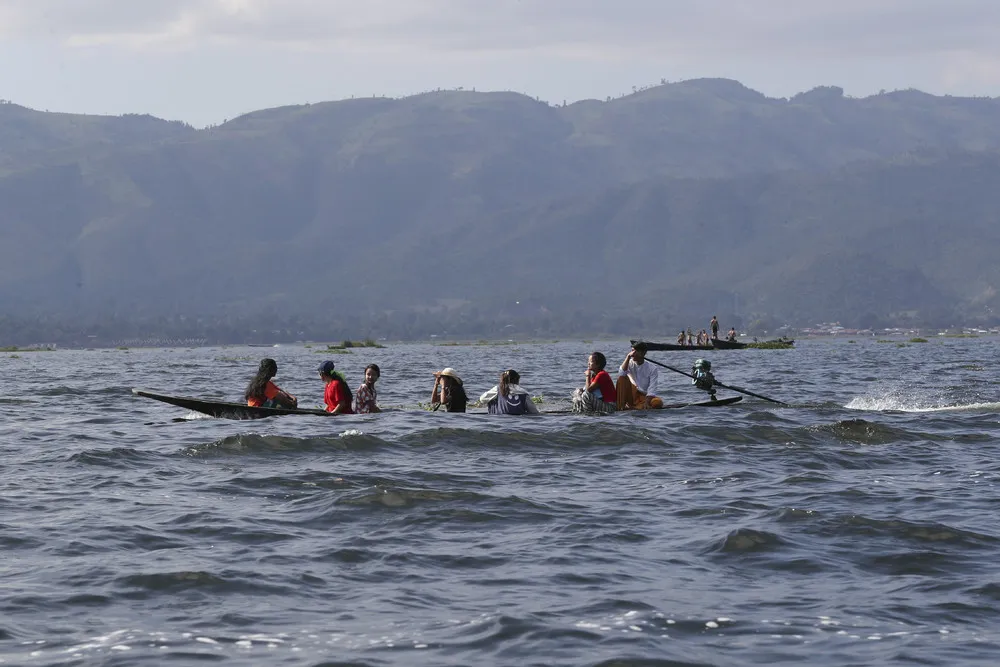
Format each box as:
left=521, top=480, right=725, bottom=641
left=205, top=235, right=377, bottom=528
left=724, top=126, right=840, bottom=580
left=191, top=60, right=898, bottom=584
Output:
left=2, top=80, right=1000, bottom=343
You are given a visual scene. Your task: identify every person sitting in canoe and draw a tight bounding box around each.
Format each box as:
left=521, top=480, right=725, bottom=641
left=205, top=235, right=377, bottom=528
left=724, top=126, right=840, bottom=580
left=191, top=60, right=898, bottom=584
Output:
left=245, top=358, right=297, bottom=408
left=572, top=351, right=617, bottom=414
left=480, top=369, right=539, bottom=415
left=353, top=363, right=381, bottom=413
left=616, top=342, right=663, bottom=410
left=317, top=360, right=354, bottom=414
left=431, top=367, right=468, bottom=412
left=727, top=327, right=737, bottom=342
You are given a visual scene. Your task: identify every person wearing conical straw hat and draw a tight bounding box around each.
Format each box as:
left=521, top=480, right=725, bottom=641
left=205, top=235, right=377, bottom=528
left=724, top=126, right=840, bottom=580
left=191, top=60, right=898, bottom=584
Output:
left=431, top=367, right=468, bottom=412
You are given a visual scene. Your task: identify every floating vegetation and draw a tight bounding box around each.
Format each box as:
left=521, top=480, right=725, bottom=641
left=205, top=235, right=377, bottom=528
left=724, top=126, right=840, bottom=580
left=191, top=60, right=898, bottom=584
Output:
left=909, top=337, right=929, bottom=343
left=961, top=364, right=985, bottom=371
left=0, top=346, right=56, bottom=352
left=897, top=343, right=908, bottom=348
left=117, top=346, right=130, bottom=350
left=847, top=340, right=856, bottom=344
left=327, top=339, right=385, bottom=350
left=876, top=339, right=894, bottom=344
left=944, top=333, right=979, bottom=338
left=747, top=341, right=794, bottom=349
left=531, top=395, right=545, bottom=405
left=216, top=356, right=253, bottom=362
left=317, top=347, right=352, bottom=354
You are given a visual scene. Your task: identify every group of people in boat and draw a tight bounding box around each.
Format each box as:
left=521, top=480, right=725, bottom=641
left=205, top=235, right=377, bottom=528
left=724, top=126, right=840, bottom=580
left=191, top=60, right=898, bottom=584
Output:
left=244, top=340, right=708, bottom=416
left=245, top=358, right=381, bottom=414
left=675, top=316, right=738, bottom=346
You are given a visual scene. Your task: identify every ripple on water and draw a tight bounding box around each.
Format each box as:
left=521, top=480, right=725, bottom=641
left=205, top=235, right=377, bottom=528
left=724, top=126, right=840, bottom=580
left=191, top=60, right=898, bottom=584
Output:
left=5, top=342, right=1000, bottom=666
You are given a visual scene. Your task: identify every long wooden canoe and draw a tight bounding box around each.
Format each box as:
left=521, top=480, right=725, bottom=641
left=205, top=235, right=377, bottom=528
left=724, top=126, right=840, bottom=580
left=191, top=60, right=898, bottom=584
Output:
left=632, top=338, right=794, bottom=351
left=709, top=338, right=747, bottom=349
left=631, top=339, right=714, bottom=352
left=133, top=388, right=330, bottom=419
left=134, top=388, right=743, bottom=420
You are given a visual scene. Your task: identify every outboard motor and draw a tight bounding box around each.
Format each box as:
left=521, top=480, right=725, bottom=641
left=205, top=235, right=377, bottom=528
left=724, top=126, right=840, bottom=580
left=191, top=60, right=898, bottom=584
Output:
left=692, top=358, right=717, bottom=400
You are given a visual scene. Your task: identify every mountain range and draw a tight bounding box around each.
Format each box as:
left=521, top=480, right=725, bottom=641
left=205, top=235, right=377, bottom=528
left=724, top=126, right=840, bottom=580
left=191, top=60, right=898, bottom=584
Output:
left=2, top=79, right=1000, bottom=343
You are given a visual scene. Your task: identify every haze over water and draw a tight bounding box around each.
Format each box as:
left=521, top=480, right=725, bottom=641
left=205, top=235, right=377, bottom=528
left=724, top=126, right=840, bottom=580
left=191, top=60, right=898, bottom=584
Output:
left=2, top=338, right=999, bottom=666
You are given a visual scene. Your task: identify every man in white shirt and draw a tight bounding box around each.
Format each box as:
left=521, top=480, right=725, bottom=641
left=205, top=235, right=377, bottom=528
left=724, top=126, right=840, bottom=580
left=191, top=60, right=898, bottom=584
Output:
left=616, top=342, right=664, bottom=410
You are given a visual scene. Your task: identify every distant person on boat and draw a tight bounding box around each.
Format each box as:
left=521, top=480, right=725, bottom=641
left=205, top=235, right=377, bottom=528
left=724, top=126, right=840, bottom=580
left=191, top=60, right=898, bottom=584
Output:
left=687, top=329, right=694, bottom=346
left=431, top=367, right=468, bottom=412
left=245, top=358, right=297, bottom=408
left=711, top=316, right=719, bottom=340
left=676, top=331, right=686, bottom=345
left=572, top=351, right=617, bottom=414
left=318, top=360, right=354, bottom=414
left=354, top=363, right=381, bottom=413
left=480, top=369, right=539, bottom=415
left=616, top=342, right=663, bottom=410
left=691, top=358, right=717, bottom=401
left=727, top=327, right=737, bottom=342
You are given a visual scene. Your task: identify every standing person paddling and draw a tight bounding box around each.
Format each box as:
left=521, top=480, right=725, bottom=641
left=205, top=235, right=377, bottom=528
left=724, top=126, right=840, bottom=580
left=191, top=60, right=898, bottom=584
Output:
left=480, top=369, right=539, bottom=415
left=616, top=342, right=664, bottom=410
left=711, top=315, right=719, bottom=340
left=431, top=368, right=467, bottom=412
left=572, top=351, right=617, bottom=414
left=245, top=358, right=297, bottom=408
left=354, top=364, right=381, bottom=414
left=317, top=361, right=353, bottom=414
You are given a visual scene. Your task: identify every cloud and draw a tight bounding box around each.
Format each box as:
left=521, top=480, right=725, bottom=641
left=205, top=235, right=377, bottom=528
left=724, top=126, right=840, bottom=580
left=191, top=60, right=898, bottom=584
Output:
left=2, top=0, right=999, bottom=61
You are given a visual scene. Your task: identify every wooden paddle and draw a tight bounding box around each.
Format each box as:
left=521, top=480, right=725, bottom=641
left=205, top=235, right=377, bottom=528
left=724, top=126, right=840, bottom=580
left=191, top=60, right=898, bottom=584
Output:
left=644, top=356, right=788, bottom=406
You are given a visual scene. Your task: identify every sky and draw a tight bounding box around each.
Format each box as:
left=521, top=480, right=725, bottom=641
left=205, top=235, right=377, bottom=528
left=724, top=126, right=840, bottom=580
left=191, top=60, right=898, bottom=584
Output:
left=2, top=0, right=1000, bottom=127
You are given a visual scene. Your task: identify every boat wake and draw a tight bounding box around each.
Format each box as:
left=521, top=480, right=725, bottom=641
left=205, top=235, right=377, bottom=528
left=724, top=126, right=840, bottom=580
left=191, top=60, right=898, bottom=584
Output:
left=846, top=396, right=1000, bottom=413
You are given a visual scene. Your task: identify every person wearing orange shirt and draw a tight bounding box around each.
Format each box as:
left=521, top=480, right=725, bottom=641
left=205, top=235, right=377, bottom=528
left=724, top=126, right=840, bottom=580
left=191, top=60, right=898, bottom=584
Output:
left=245, top=358, right=297, bottom=408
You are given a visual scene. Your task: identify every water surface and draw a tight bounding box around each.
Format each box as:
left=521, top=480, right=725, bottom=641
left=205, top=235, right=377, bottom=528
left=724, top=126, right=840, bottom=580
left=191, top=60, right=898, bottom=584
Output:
left=2, top=338, right=999, bottom=666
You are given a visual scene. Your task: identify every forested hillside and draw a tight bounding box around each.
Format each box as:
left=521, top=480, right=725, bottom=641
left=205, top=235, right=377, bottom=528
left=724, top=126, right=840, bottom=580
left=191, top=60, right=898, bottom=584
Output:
left=2, top=80, right=999, bottom=344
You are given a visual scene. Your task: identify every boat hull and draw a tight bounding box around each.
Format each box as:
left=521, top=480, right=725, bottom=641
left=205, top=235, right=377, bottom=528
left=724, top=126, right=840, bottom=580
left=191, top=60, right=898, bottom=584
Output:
left=631, top=339, right=714, bottom=352
left=133, top=388, right=330, bottom=419
left=659, top=396, right=742, bottom=409
left=709, top=338, right=747, bottom=349
left=633, top=338, right=794, bottom=350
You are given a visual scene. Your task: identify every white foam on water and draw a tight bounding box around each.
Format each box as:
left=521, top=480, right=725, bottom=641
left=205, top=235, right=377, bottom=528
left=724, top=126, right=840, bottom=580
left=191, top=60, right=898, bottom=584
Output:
left=846, top=391, right=1000, bottom=413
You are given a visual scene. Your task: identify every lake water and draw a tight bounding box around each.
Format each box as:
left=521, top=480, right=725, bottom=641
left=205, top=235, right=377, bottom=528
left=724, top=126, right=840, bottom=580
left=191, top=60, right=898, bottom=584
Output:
left=2, top=338, right=999, bottom=666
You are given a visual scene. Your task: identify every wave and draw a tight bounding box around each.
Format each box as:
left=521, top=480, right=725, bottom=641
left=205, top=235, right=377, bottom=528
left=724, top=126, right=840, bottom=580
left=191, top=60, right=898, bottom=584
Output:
left=711, top=527, right=787, bottom=554
left=810, top=419, right=919, bottom=445
left=182, top=431, right=389, bottom=456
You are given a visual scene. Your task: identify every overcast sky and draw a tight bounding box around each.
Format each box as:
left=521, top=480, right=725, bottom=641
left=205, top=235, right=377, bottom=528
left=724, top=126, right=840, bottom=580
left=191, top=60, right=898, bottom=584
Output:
left=2, top=0, right=999, bottom=127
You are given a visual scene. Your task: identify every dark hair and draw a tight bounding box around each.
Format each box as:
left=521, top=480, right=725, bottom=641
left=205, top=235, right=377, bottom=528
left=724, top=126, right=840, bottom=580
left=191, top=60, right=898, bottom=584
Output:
left=337, top=374, right=353, bottom=405
left=590, top=351, right=607, bottom=370
left=245, top=358, right=278, bottom=402
left=449, top=382, right=468, bottom=406
left=632, top=341, right=648, bottom=353
left=499, top=369, right=520, bottom=397
left=365, top=364, right=381, bottom=380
